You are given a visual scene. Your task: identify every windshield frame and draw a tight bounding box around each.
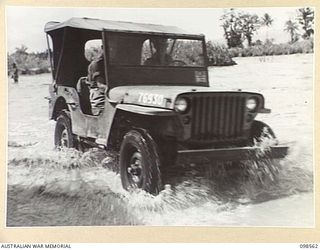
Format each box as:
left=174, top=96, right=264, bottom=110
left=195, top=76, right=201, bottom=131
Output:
left=104, top=31, right=208, bottom=68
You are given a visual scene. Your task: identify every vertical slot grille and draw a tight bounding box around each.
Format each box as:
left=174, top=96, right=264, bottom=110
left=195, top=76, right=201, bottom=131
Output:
left=190, top=94, right=246, bottom=141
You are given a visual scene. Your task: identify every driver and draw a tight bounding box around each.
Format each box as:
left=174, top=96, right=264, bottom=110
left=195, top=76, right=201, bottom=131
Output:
left=88, top=49, right=107, bottom=116
left=144, top=38, right=172, bottom=66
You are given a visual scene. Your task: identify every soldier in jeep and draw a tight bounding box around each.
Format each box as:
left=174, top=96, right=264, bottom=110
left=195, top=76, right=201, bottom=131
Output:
left=87, top=47, right=107, bottom=115
left=144, top=38, right=173, bottom=66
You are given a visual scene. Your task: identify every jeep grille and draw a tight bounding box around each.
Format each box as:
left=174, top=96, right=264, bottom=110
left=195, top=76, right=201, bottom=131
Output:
left=188, top=93, right=248, bottom=142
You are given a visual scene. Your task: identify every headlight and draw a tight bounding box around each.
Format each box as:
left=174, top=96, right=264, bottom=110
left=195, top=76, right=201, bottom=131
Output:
left=246, top=98, right=257, bottom=111
left=174, top=97, right=188, bottom=113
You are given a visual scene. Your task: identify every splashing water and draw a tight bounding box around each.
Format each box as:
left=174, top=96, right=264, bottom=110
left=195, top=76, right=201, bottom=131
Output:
left=7, top=54, right=314, bottom=226
left=7, top=142, right=313, bottom=226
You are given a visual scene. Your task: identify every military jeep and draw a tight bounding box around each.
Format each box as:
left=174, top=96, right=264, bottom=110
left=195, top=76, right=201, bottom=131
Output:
left=45, top=17, right=288, bottom=194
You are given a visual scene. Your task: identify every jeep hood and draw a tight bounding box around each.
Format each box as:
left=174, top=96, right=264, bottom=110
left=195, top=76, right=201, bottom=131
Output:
left=108, top=85, right=253, bottom=110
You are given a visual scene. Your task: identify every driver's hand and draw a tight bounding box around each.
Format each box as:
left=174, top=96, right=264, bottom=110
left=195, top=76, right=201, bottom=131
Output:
left=95, top=76, right=105, bottom=84
left=94, top=76, right=106, bottom=90
left=97, top=82, right=106, bottom=89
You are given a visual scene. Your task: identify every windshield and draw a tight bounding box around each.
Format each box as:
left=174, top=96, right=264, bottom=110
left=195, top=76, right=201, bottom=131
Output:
left=108, top=34, right=205, bottom=67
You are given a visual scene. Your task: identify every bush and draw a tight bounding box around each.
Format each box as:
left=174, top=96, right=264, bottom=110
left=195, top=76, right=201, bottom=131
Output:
left=227, top=38, right=313, bottom=57
left=206, top=42, right=236, bottom=66
left=8, top=50, right=50, bottom=75
left=291, top=39, right=313, bottom=54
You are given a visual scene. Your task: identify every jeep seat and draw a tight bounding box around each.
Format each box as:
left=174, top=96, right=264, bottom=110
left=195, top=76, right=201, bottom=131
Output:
left=76, top=77, right=92, bottom=115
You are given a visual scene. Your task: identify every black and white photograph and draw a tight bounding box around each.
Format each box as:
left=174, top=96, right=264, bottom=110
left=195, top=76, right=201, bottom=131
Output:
left=6, top=6, right=314, bottom=227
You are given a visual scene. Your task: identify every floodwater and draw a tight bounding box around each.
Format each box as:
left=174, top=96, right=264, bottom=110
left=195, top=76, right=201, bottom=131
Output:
left=7, top=54, right=314, bottom=227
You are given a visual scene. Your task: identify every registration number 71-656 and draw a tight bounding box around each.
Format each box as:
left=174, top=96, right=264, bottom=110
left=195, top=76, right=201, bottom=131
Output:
left=138, top=93, right=164, bottom=106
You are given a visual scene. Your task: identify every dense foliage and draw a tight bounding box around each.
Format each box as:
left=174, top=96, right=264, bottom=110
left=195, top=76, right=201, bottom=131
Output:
left=221, top=9, right=263, bottom=48
left=228, top=39, right=313, bottom=57
left=221, top=8, right=314, bottom=48
left=297, top=7, right=314, bottom=39
left=206, top=41, right=236, bottom=66
left=7, top=45, right=50, bottom=75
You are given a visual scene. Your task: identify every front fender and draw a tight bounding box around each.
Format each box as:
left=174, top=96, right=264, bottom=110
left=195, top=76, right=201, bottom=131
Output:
left=116, top=104, right=175, bottom=116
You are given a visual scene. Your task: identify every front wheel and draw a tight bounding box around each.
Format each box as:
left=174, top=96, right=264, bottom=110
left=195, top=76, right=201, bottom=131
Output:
left=250, top=120, right=278, bottom=146
left=119, top=130, right=162, bottom=195
left=248, top=121, right=281, bottom=184
left=54, top=113, right=75, bottom=148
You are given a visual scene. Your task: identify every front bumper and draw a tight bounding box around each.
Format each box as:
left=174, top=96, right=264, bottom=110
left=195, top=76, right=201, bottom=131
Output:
left=177, top=145, right=288, bottom=162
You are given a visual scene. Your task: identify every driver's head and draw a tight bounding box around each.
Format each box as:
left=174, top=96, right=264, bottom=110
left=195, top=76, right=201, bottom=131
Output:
left=152, top=38, right=167, bottom=54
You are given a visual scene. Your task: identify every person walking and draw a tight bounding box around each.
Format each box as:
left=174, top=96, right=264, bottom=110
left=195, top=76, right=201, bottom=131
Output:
left=11, top=63, right=19, bottom=83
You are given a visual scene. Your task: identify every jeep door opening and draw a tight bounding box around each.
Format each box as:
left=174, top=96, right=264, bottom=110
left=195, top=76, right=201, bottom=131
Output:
left=45, top=17, right=288, bottom=194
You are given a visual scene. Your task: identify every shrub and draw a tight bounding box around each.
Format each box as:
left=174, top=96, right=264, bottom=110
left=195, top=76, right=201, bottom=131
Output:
left=206, top=42, right=236, bottom=66
left=227, top=39, right=313, bottom=57
left=8, top=50, right=50, bottom=75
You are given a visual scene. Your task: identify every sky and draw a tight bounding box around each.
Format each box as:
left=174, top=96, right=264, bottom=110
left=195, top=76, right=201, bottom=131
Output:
left=6, top=6, right=300, bottom=53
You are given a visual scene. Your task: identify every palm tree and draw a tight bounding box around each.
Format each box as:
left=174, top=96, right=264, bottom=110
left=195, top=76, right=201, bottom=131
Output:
left=297, top=8, right=314, bottom=39
left=284, top=20, right=299, bottom=43
left=261, top=13, right=273, bottom=41
left=15, top=44, right=28, bottom=55
left=262, top=13, right=273, bottom=27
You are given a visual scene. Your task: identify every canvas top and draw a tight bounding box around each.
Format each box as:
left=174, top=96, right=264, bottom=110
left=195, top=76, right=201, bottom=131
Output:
left=44, top=17, right=204, bottom=38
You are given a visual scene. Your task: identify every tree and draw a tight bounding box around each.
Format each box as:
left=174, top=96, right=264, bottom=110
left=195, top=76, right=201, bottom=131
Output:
left=8, top=44, right=50, bottom=74
left=261, top=13, right=273, bottom=27
left=15, top=44, right=28, bottom=55
left=238, top=13, right=260, bottom=46
left=220, top=9, right=243, bottom=48
left=206, top=41, right=236, bottom=66
left=220, top=9, right=261, bottom=48
left=284, top=20, right=299, bottom=43
left=13, top=44, right=29, bottom=68
left=297, top=7, right=314, bottom=39
left=261, top=13, right=273, bottom=41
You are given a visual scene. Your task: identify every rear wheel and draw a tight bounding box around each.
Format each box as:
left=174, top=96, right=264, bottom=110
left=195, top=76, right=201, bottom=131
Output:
left=119, top=129, right=162, bottom=195
left=54, top=113, right=75, bottom=148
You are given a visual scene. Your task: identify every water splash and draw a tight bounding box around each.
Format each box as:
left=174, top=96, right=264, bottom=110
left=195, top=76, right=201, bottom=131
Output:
left=7, top=141, right=313, bottom=226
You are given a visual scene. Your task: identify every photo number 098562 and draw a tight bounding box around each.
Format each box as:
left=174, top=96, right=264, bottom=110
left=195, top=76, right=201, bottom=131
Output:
left=300, top=244, right=319, bottom=249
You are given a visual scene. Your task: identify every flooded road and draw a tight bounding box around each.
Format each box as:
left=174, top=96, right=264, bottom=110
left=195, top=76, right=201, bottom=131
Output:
left=7, top=54, right=314, bottom=226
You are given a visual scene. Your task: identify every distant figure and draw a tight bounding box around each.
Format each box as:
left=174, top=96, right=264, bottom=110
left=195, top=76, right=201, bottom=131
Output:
left=11, top=63, right=19, bottom=83
left=87, top=51, right=107, bottom=116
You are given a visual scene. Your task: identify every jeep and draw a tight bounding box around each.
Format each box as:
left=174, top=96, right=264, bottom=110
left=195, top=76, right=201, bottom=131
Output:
left=45, top=17, right=288, bottom=194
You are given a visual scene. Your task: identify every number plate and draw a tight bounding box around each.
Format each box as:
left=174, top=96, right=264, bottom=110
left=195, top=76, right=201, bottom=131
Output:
left=138, top=93, right=164, bottom=106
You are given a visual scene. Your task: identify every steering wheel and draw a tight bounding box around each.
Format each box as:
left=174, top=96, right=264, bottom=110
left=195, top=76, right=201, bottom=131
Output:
left=170, top=60, right=187, bottom=66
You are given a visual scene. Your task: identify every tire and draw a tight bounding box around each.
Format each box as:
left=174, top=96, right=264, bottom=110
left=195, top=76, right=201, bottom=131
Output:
left=249, top=121, right=281, bottom=184
left=250, top=120, right=277, bottom=146
left=54, top=112, right=75, bottom=148
left=119, top=129, right=162, bottom=195
left=158, top=139, right=177, bottom=167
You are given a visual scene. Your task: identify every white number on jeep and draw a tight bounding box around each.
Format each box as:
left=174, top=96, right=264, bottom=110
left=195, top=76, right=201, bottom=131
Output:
left=138, top=93, right=164, bottom=106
